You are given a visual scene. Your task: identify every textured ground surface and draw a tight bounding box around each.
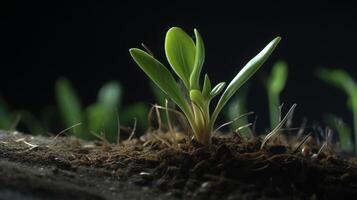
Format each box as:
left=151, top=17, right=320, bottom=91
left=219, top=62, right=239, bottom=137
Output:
left=1, top=130, right=357, bottom=200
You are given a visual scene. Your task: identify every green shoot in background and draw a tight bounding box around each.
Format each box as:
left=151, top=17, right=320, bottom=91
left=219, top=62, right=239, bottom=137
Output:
left=0, top=97, right=49, bottom=134
left=324, top=114, right=354, bottom=152
left=0, top=97, right=16, bottom=130
left=225, top=84, right=252, bottom=138
left=317, top=68, right=357, bottom=153
left=130, top=27, right=281, bottom=145
left=266, top=61, right=288, bottom=130
left=56, top=78, right=148, bottom=142
left=56, top=78, right=85, bottom=138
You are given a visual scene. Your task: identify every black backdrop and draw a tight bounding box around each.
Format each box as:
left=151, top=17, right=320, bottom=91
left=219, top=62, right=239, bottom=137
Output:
left=1, top=1, right=357, bottom=130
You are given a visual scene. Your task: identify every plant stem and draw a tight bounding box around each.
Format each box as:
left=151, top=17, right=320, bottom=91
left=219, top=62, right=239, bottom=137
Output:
left=268, top=91, right=280, bottom=130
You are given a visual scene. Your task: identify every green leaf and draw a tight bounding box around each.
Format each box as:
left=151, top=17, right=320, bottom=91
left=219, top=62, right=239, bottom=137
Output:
left=210, top=82, right=226, bottom=99
left=86, top=103, right=116, bottom=142
left=98, top=81, right=122, bottom=109
left=317, top=68, right=357, bottom=96
left=165, top=27, right=196, bottom=89
left=211, top=37, right=281, bottom=125
left=202, top=74, right=211, bottom=99
left=129, top=48, right=193, bottom=119
left=190, top=29, right=205, bottom=89
left=55, top=78, right=85, bottom=138
left=267, top=60, right=288, bottom=94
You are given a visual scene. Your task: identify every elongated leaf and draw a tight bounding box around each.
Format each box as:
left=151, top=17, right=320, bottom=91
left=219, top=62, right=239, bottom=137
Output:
left=86, top=103, right=116, bottom=142
left=190, top=29, right=205, bottom=89
left=202, top=74, right=211, bottom=99
left=317, top=68, right=357, bottom=96
left=210, top=82, right=226, bottom=99
left=130, top=48, right=192, bottom=119
left=98, top=81, right=122, bottom=109
left=55, top=78, right=85, bottom=138
left=165, top=27, right=196, bottom=88
left=211, top=37, right=281, bottom=124
left=267, top=60, right=288, bottom=93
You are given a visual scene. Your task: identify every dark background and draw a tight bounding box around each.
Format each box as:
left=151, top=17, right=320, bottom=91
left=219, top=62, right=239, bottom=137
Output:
left=1, top=1, right=356, bottom=131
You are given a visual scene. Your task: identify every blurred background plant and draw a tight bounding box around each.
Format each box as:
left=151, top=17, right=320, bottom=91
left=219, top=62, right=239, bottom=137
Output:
left=225, top=84, right=253, bottom=138
left=0, top=78, right=150, bottom=143
left=0, top=97, right=18, bottom=131
left=0, top=97, right=50, bottom=135
left=55, top=78, right=149, bottom=142
left=265, top=61, right=288, bottom=130
left=317, top=68, right=357, bottom=153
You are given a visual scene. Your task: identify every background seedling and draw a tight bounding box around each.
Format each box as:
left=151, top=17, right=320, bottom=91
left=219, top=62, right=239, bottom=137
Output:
left=266, top=60, right=288, bottom=130
left=317, top=68, right=357, bottom=153
left=56, top=78, right=148, bottom=142
left=0, top=97, right=49, bottom=134
left=130, top=27, right=281, bottom=145
left=0, top=97, right=16, bottom=130
left=324, top=114, right=354, bottom=152
left=225, top=84, right=253, bottom=138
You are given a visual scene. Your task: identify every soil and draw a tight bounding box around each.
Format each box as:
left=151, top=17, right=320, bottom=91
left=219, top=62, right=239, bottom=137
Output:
left=1, top=130, right=357, bottom=200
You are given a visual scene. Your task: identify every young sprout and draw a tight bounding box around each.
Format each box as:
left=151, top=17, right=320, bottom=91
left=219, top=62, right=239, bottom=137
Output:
left=317, top=68, right=357, bottom=153
left=324, top=114, right=353, bottom=152
left=0, top=97, right=15, bottom=129
left=56, top=78, right=149, bottom=142
left=56, top=78, right=86, bottom=138
left=266, top=61, right=288, bottom=129
left=130, top=27, right=281, bottom=145
left=226, top=84, right=253, bottom=138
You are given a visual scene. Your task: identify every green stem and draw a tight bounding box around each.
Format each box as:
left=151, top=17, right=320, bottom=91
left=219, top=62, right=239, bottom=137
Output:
left=190, top=102, right=212, bottom=145
left=268, top=91, right=280, bottom=130
left=234, top=92, right=252, bottom=138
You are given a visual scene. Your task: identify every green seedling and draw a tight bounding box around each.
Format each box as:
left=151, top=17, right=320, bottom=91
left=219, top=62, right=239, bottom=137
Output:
left=324, top=114, right=353, bottom=152
left=266, top=61, right=288, bottom=129
left=56, top=78, right=149, bottom=142
left=317, top=68, right=357, bottom=153
left=130, top=27, right=281, bottom=145
left=0, top=97, right=16, bottom=129
left=0, top=97, right=49, bottom=134
left=226, top=84, right=253, bottom=138
left=56, top=78, right=86, bottom=138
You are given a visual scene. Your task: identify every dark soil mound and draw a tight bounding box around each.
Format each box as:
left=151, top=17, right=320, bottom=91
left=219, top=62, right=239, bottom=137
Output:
left=0, top=130, right=357, bottom=200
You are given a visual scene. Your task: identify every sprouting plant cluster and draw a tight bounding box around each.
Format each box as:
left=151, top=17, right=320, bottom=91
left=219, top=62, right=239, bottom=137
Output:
left=130, top=27, right=281, bottom=145
left=1, top=26, right=357, bottom=153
